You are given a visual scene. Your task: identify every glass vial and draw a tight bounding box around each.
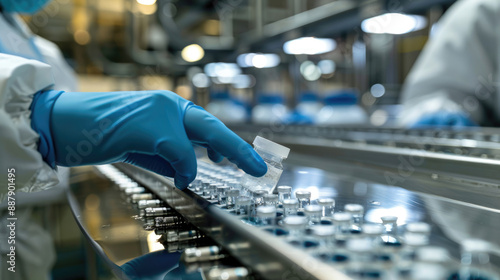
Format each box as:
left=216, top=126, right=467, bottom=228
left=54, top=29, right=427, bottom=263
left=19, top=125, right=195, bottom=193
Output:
left=226, top=189, right=240, bottom=209
left=295, top=190, right=311, bottom=209
left=277, top=186, right=292, bottom=204
left=304, top=205, right=322, bottom=225
left=263, top=194, right=278, bottom=208
left=344, top=204, right=364, bottom=230
left=282, top=199, right=299, bottom=217
left=235, top=196, right=252, bottom=221
left=317, top=197, right=335, bottom=217
left=240, top=136, right=290, bottom=193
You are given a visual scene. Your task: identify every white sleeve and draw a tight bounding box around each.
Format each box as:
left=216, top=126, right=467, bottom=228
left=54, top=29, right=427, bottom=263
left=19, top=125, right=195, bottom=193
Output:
left=0, top=54, right=60, bottom=202
left=399, top=0, right=500, bottom=126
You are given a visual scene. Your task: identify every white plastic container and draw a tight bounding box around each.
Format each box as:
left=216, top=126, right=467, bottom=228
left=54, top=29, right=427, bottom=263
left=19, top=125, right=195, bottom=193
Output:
left=206, top=92, right=247, bottom=124
left=316, top=90, right=368, bottom=125
left=296, top=92, right=323, bottom=122
left=251, top=95, right=289, bottom=125
left=240, top=136, right=290, bottom=193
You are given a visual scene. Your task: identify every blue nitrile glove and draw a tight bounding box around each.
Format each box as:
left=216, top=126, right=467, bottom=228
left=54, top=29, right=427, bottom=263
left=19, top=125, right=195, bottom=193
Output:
left=30, top=90, right=267, bottom=189
left=410, top=111, right=477, bottom=128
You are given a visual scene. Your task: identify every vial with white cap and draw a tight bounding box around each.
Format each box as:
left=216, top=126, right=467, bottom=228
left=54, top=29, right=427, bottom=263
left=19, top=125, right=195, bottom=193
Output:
left=311, top=225, right=336, bottom=256
left=304, top=205, right=322, bottom=225
left=459, top=239, right=498, bottom=280
left=333, top=212, right=352, bottom=241
left=277, top=186, right=292, bottom=205
left=235, top=196, right=252, bottom=221
left=240, top=136, right=290, bottom=193
left=226, top=189, right=240, bottom=209
left=410, top=246, right=452, bottom=280
left=344, top=204, right=364, bottom=231
left=295, top=190, right=311, bottom=209
left=283, top=216, right=308, bottom=245
left=317, top=197, right=335, bottom=217
left=256, top=205, right=277, bottom=228
left=282, top=199, right=299, bottom=217
left=263, top=194, right=278, bottom=208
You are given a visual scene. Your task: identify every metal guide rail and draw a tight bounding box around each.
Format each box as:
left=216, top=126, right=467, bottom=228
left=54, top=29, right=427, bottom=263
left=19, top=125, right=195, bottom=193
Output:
left=229, top=125, right=500, bottom=159
left=229, top=125, right=500, bottom=211
left=112, top=161, right=500, bottom=280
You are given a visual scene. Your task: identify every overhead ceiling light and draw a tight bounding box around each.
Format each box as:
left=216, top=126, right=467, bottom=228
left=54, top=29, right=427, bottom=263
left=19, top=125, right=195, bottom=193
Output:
left=181, top=44, right=205, bottom=62
left=204, top=62, right=241, bottom=83
left=300, top=61, right=321, bottom=81
left=137, top=0, right=156, bottom=5
left=237, top=53, right=280, bottom=68
left=318, top=60, right=336, bottom=75
left=283, top=37, right=336, bottom=55
left=361, top=13, right=427, bottom=35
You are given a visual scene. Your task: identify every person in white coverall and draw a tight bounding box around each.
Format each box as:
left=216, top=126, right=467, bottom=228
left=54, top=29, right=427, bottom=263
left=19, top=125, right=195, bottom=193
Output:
left=400, top=0, right=500, bottom=128
left=0, top=1, right=267, bottom=279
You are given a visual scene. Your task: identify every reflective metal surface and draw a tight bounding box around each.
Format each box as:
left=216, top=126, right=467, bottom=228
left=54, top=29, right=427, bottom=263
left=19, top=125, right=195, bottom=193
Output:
left=67, top=126, right=500, bottom=280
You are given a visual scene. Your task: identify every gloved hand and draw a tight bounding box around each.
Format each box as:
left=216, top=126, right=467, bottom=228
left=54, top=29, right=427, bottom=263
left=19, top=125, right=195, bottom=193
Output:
left=30, top=90, right=267, bottom=189
left=410, top=111, right=477, bottom=128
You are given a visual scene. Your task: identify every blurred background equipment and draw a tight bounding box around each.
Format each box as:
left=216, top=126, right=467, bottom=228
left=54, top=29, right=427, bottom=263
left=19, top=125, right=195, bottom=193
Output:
left=24, top=0, right=456, bottom=126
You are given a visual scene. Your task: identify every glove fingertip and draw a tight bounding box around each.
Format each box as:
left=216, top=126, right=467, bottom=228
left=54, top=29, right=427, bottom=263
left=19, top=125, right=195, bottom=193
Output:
left=245, top=152, right=268, bottom=177
left=174, top=173, right=195, bottom=190
left=208, top=149, right=224, bottom=163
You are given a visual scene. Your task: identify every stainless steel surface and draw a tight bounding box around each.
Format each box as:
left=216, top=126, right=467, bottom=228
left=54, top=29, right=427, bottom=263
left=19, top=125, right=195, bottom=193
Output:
left=114, top=156, right=500, bottom=279
left=231, top=125, right=500, bottom=211
left=68, top=126, right=500, bottom=280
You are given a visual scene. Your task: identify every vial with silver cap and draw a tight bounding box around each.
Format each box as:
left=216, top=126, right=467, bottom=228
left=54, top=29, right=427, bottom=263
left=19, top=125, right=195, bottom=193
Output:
left=240, top=136, right=290, bottom=193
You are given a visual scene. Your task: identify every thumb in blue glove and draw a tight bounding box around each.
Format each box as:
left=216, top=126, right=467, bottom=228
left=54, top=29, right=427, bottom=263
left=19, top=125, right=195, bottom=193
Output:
left=30, top=90, right=267, bottom=189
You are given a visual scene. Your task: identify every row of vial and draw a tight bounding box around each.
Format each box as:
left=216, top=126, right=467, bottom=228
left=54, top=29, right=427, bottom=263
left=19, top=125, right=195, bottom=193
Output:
left=188, top=162, right=499, bottom=280
left=96, top=165, right=253, bottom=280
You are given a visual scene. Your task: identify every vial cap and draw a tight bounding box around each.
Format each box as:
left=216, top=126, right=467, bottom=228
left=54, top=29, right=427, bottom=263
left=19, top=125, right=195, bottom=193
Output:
left=304, top=205, right=322, bottom=214
left=344, top=204, right=364, bottom=213
left=332, top=212, right=351, bottom=222
left=461, top=239, right=491, bottom=253
left=257, top=206, right=277, bottom=217
left=381, top=216, right=398, bottom=223
left=416, top=247, right=450, bottom=262
left=277, top=186, right=292, bottom=193
left=282, top=199, right=299, bottom=207
left=346, top=238, right=373, bottom=252
left=253, top=189, right=268, bottom=197
left=263, top=194, right=278, bottom=202
left=226, top=189, right=240, bottom=196
left=283, top=216, right=307, bottom=228
left=311, top=225, right=335, bottom=237
left=362, top=224, right=384, bottom=235
left=235, top=196, right=252, bottom=206
left=406, top=222, right=431, bottom=234
left=253, top=136, right=290, bottom=159
left=295, top=190, right=311, bottom=199
left=317, top=197, right=335, bottom=206
left=216, top=186, right=228, bottom=193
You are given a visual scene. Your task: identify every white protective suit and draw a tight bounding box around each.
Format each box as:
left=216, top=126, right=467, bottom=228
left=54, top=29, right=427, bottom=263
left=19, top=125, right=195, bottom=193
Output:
left=399, top=0, right=500, bottom=126
left=0, top=11, right=77, bottom=280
